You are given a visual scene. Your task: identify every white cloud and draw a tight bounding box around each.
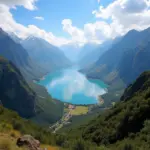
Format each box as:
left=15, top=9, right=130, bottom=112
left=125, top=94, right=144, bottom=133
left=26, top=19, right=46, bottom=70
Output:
left=98, top=0, right=100, bottom=4
left=93, top=0, right=150, bottom=37
left=34, top=16, right=44, bottom=20
left=62, top=19, right=86, bottom=46
left=0, top=4, right=70, bottom=46
left=0, top=0, right=109, bottom=47
left=84, top=21, right=112, bottom=43
left=0, top=0, right=121, bottom=47
left=62, top=19, right=112, bottom=45
left=1, top=0, right=150, bottom=47
left=0, top=0, right=38, bottom=10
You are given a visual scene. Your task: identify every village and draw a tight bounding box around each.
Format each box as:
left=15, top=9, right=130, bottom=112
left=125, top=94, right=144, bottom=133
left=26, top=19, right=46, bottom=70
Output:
left=49, top=104, right=89, bottom=133
left=49, top=96, right=105, bottom=133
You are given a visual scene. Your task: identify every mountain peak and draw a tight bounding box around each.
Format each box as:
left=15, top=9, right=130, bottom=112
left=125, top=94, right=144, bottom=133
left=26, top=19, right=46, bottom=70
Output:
left=125, top=29, right=139, bottom=37
left=25, top=35, right=37, bottom=41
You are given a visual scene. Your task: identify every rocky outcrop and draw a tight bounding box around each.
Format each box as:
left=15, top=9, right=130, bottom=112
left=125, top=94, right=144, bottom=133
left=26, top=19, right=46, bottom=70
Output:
left=17, top=135, right=42, bottom=150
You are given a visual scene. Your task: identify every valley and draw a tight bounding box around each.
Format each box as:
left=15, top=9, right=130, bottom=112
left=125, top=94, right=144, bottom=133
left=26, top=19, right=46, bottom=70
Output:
left=37, top=67, right=108, bottom=105
left=36, top=67, right=110, bottom=132
left=1, top=1, right=150, bottom=149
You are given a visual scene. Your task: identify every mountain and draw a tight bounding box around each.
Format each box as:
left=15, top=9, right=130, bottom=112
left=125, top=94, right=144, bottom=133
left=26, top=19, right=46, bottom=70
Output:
left=0, top=56, right=36, bottom=117
left=82, top=71, right=150, bottom=145
left=0, top=55, right=64, bottom=125
left=78, top=40, right=113, bottom=68
left=78, top=43, right=100, bottom=60
left=66, top=71, right=150, bottom=149
left=0, top=28, right=46, bottom=80
left=118, top=41, right=150, bottom=85
left=9, top=32, right=22, bottom=44
left=21, top=36, right=71, bottom=72
left=60, top=43, right=81, bottom=62
left=1, top=31, right=64, bottom=125
left=83, top=28, right=150, bottom=84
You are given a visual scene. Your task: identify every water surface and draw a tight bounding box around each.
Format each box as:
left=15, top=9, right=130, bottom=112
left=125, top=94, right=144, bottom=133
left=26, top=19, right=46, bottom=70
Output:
left=37, top=67, right=107, bottom=105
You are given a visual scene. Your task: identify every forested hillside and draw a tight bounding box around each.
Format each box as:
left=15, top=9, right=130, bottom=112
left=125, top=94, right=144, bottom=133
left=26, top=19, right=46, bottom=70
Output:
left=65, top=71, right=150, bottom=149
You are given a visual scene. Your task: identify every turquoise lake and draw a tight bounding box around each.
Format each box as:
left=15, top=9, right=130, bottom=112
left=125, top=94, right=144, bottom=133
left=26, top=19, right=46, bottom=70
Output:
left=37, top=67, right=108, bottom=105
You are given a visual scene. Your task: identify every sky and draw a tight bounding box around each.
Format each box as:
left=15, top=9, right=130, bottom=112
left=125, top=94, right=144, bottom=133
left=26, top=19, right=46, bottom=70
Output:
left=0, top=0, right=150, bottom=47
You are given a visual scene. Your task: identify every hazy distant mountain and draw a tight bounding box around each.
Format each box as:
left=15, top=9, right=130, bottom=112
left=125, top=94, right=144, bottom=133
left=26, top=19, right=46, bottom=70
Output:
left=78, top=43, right=100, bottom=60
left=61, top=43, right=81, bottom=62
left=83, top=27, right=150, bottom=84
left=22, top=36, right=71, bottom=72
left=78, top=40, right=113, bottom=68
left=0, top=28, right=46, bottom=80
left=9, top=32, right=22, bottom=44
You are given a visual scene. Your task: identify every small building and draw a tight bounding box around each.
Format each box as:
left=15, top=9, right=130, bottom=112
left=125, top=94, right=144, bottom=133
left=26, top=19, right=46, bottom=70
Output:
left=68, top=105, right=75, bottom=109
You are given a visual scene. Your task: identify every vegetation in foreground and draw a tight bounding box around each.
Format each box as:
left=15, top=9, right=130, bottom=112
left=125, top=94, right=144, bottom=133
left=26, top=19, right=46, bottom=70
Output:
left=0, top=106, right=56, bottom=145
left=0, top=55, right=64, bottom=126
left=61, top=71, right=150, bottom=150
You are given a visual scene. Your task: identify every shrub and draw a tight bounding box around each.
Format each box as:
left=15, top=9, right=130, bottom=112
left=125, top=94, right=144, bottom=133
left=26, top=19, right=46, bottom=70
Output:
left=56, top=135, right=66, bottom=146
left=123, top=144, right=133, bottom=150
left=71, top=139, right=94, bottom=150
left=0, top=123, right=13, bottom=133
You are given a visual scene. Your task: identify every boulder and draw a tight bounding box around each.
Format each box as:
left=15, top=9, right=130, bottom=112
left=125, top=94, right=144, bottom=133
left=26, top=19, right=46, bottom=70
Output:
left=17, top=135, right=42, bottom=150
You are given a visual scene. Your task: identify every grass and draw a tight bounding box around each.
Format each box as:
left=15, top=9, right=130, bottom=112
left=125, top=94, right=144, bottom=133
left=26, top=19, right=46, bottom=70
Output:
left=41, top=145, right=60, bottom=150
left=0, top=135, right=25, bottom=150
left=70, top=106, right=89, bottom=116
left=0, top=121, right=59, bottom=150
left=0, top=134, right=59, bottom=150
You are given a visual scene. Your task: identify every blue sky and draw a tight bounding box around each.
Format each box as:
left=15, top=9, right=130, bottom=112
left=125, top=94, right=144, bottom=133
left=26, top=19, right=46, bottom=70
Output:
left=0, top=0, right=150, bottom=47
left=11, top=0, right=113, bottom=37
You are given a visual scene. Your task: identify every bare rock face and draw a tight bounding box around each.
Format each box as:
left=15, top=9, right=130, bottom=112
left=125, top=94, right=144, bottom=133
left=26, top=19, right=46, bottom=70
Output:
left=17, top=135, right=42, bottom=150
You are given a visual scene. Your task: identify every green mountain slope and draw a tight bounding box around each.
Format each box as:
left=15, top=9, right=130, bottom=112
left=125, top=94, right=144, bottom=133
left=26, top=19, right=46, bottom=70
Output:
left=83, top=28, right=150, bottom=85
left=76, top=71, right=150, bottom=149
left=0, top=56, right=36, bottom=118
left=118, top=41, right=150, bottom=85
left=0, top=29, right=64, bottom=125
left=0, top=28, right=47, bottom=80
left=0, top=56, right=64, bottom=125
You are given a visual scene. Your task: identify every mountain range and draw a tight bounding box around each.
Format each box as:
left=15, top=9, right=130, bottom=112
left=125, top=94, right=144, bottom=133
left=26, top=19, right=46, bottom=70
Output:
left=1, top=24, right=150, bottom=149
left=81, top=27, right=150, bottom=86
left=78, top=40, right=113, bottom=68
left=0, top=29, right=67, bottom=125
left=0, top=29, right=46, bottom=80
left=21, top=36, right=71, bottom=72
left=61, top=43, right=81, bottom=62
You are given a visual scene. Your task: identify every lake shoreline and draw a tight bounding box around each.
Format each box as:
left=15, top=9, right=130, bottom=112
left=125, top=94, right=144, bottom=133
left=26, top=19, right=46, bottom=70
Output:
left=35, top=67, right=108, bottom=106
